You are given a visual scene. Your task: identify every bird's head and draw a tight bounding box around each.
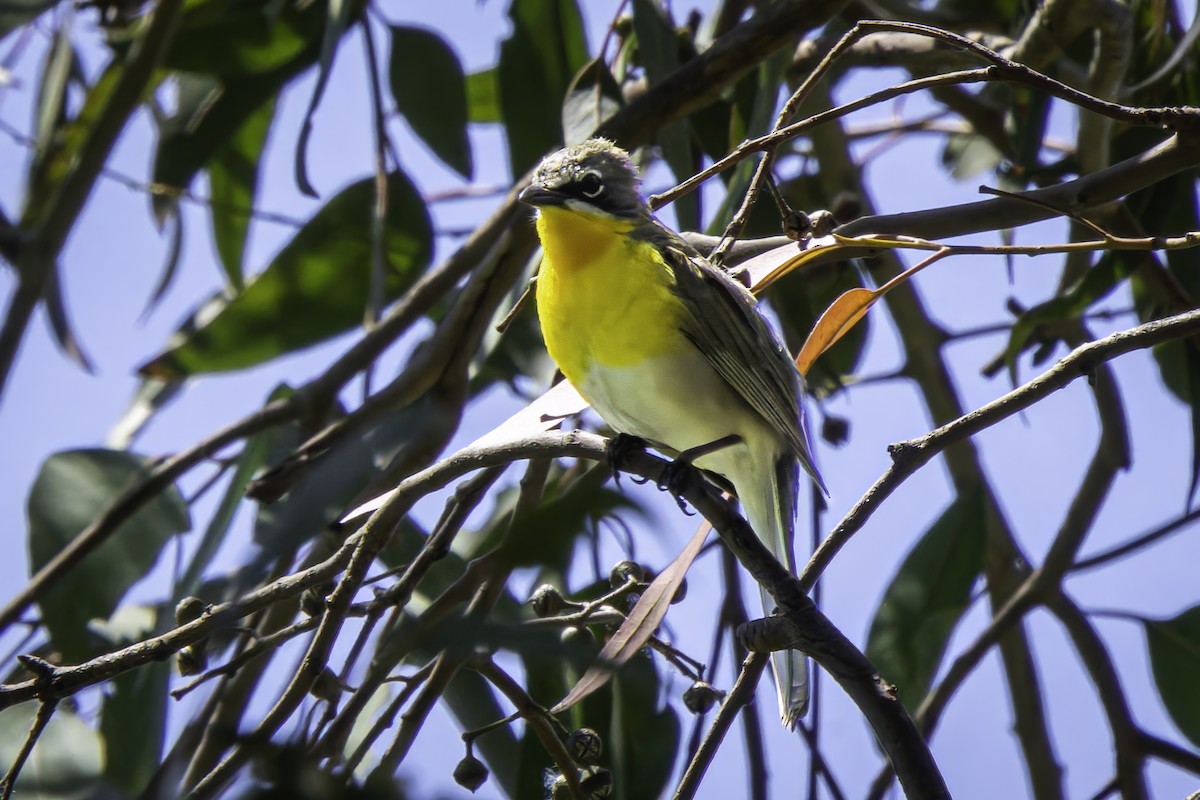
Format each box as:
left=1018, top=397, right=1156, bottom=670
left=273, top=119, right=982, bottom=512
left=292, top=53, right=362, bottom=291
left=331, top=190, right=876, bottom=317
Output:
left=519, top=138, right=645, bottom=220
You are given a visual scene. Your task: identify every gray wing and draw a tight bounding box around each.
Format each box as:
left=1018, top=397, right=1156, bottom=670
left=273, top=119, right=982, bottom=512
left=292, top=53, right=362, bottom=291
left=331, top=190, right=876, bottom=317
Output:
left=656, top=234, right=826, bottom=493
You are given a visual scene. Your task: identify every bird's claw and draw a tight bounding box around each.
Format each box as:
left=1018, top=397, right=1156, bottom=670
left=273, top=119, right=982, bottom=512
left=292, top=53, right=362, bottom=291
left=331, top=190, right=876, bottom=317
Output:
left=607, top=433, right=650, bottom=487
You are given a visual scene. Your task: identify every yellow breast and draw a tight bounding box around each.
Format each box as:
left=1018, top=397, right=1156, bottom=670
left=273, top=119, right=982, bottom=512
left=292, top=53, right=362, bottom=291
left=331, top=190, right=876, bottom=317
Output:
left=533, top=206, right=685, bottom=388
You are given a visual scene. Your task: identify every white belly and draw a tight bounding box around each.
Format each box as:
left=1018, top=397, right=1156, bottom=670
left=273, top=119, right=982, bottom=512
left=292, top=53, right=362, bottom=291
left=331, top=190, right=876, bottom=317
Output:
left=578, top=349, right=779, bottom=484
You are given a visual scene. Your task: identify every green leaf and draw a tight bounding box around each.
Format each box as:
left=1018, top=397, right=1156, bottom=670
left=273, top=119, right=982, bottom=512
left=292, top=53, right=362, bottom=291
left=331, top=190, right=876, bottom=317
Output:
left=22, top=62, right=155, bottom=229
left=162, top=0, right=327, bottom=76
left=139, top=170, right=432, bottom=378
left=388, top=25, right=472, bottom=178
left=465, top=68, right=501, bottom=124
left=561, top=57, right=623, bottom=147
left=631, top=0, right=697, bottom=230
left=1145, top=605, right=1200, bottom=747
left=294, top=0, right=358, bottom=196
left=152, top=0, right=329, bottom=218
left=27, top=449, right=191, bottom=662
left=208, top=94, right=277, bottom=290
left=941, top=132, right=1003, bottom=180
left=152, top=74, right=291, bottom=224
left=176, top=409, right=278, bottom=596
left=255, top=396, right=440, bottom=555
left=0, top=702, right=104, bottom=798
left=1003, top=251, right=1137, bottom=382
left=497, top=0, right=588, bottom=176
left=93, top=606, right=169, bottom=796
left=866, top=487, right=986, bottom=710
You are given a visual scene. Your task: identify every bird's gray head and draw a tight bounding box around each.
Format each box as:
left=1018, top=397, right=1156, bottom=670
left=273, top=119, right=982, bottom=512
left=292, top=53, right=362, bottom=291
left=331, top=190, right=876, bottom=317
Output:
left=519, top=139, right=646, bottom=219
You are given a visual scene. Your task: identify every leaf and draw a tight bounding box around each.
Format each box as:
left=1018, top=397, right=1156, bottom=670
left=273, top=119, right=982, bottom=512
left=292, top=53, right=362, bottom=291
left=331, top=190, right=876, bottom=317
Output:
left=0, top=702, right=104, bottom=798
left=866, top=487, right=986, bottom=710
left=1144, top=605, right=1200, bottom=748
left=388, top=25, right=472, bottom=178
left=106, top=377, right=186, bottom=449
left=27, top=449, right=191, bottom=662
left=552, top=521, right=709, bottom=714
left=93, top=606, right=169, bottom=796
left=208, top=94, right=278, bottom=290
left=795, top=287, right=877, bottom=378
left=465, top=68, right=501, bottom=123
left=609, top=654, right=680, bottom=799
left=22, top=62, right=149, bottom=229
left=561, top=57, right=623, bottom=146
left=163, top=0, right=327, bottom=75
left=941, top=131, right=1003, bottom=181
left=139, top=170, right=432, bottom=378
left=0, top=0, right=55, bottom=39
left=631, top=0, right=696, bottom=231
left=32, top=25, right=75, bottom=160
left=497, top=0, right=588, bottom=176
left=1002, top=252, right=1137, bottom=382
left=176, top=412, right=278, bottom=596
left=294, top=0, right=358, bottom=196
left=255, top=396, right=439, bottom=555
left=152, top=74, right=285, bottom=223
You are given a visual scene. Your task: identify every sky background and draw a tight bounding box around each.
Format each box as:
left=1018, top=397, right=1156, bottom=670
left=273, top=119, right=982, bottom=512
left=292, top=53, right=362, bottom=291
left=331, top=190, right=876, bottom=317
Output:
left=1, top=1, right=1198, bottom=798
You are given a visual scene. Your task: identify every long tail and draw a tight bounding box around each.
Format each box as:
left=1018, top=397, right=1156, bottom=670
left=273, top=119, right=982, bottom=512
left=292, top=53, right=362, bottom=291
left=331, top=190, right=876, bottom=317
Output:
left=740, top=452, right=808, bottom=728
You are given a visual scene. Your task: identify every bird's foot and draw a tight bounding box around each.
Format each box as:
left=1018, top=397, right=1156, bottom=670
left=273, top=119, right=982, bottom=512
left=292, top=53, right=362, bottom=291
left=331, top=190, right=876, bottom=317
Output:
left=657, top=434, right=742, bottom=515
left=606, top=433, right=650, bottom=488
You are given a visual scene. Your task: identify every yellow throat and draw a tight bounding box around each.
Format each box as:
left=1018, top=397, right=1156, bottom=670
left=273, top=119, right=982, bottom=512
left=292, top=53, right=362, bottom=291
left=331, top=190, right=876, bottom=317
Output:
left=534, top=206, right=684, bottom=386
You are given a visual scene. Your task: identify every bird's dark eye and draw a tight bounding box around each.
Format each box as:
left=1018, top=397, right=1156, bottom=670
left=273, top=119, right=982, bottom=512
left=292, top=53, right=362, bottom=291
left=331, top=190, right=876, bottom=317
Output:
left=578, top=171, right=604, bottom=198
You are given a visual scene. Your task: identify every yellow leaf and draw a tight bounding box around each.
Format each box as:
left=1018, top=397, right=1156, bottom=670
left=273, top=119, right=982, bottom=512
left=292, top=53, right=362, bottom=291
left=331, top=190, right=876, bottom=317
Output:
left=795, top=287, right=880, bottom=377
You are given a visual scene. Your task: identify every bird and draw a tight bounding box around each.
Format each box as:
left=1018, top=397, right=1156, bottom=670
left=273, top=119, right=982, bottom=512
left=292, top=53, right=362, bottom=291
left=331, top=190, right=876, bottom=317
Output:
left=518, top=138, right=826, bottom=728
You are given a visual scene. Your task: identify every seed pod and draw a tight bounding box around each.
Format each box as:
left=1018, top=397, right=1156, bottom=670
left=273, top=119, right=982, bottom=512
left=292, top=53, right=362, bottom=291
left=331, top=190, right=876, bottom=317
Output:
left=453, top=754, right=488, bottom=792
left=683, top=680, right=724, bottom=714
left=174, top=596, right=207, bottom=626
left=530, top=584, right=567, bottom=617
left=608, top=560, right=645, bottom=588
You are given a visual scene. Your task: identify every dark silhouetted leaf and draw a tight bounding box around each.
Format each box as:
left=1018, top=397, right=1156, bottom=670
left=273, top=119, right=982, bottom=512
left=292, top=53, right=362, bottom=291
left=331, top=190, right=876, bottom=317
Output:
left=866, top=487, right=986, bottom=710
left=0, top=702, right=103, bottom=798
left=255, top=395, right=440, bottom=555
left=139, top=170, right=432, bottom=378
left=0, top=0, right=55, bottom=39
left=28, top=449, right=190, bottom=662
left=561, top=57, right=623, bottom=146
left=497, top=0, right=588, bottom=176
left=93, top=606, right=169, bottom=796
left=152, top=0, right=329, bottom=217
left=208, top=95, right=277, bottom=290
left=631, top=0, right=696, bottom=230
left=388, top=25, right=472, bottom=178
left=770, top=260, right=870, bottom=395
left=1145, top=605, right=1200, bottom=747
left=294, top=0, right=358, bottom=196
left=1003, top=251, right=1137, bottom=382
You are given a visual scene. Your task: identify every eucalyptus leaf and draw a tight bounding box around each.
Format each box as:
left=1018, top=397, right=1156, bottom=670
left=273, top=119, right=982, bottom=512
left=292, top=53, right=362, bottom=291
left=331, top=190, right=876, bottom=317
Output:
left=28, top=449, right=190, bottom=663
left=139, top=170, right=432, bottom=378
left=866, top=487, right=986, bottom=711
left=497, top=0, right=588, bottom=176
left=208, top=95, right=278, bottom=290
left=1145, top=605, right=1200, bottom=748
left=388, top=25, right=472, bottom=178
left=0, top=702, right=105, bottom=799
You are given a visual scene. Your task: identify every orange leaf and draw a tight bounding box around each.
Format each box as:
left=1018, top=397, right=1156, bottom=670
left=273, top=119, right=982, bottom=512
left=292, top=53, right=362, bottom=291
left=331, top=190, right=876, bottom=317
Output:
left=794, top=287, right=880, bottom=377
left=550, top=520, right=711, bottom=715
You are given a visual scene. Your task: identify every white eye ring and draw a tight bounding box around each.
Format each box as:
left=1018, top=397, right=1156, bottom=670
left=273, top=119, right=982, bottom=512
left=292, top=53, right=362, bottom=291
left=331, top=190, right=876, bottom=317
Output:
left=580, top=171, right=604, bottom=198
